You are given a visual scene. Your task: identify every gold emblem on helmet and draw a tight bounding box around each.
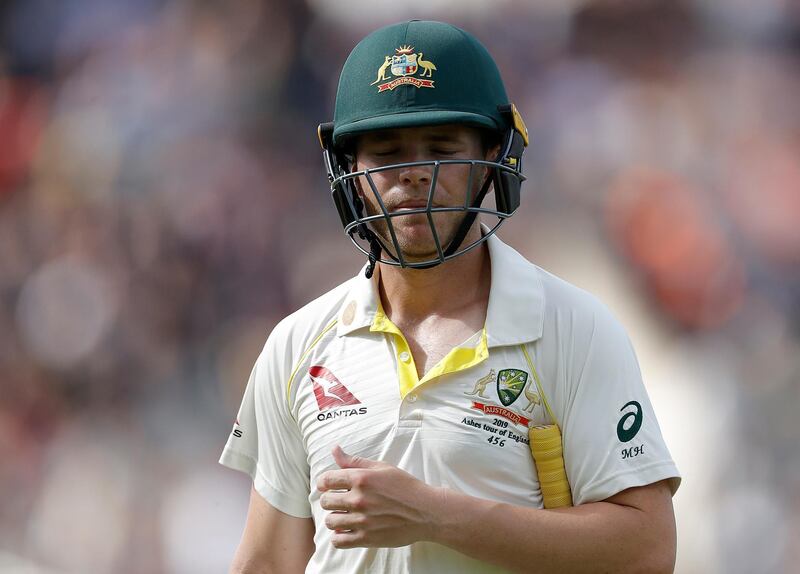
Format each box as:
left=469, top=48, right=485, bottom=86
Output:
left=371, top=45, right=436, bottom=92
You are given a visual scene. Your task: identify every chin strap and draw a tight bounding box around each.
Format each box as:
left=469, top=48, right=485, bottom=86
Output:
left=364, top=234, right=382, bottom=279
left=414, top=171, right=495, bottom=269
left=443, top=173, right=494, bottom=258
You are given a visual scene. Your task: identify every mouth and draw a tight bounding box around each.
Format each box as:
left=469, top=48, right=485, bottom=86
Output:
left=392, top=200, right=435, bottom=212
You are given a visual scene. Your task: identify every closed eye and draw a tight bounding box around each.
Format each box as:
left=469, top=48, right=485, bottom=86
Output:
left=371, top=149, right=399, bottom=157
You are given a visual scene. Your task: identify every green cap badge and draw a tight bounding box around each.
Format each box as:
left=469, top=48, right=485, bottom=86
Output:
left=332, top=20, right=510, bottom=145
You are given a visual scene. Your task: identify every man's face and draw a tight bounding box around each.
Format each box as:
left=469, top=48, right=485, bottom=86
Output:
left=353, top=124, right=496, bottom=263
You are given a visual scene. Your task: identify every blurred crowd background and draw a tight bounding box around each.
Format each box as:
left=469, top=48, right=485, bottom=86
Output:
left=1, top=0, right=798, bottom=572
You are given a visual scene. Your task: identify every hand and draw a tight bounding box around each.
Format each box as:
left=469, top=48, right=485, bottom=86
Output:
left=317, top=445, right=442, bottom=549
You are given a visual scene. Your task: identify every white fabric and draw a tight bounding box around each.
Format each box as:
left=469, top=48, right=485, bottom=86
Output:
left=219, top=233, right=680, bottom=574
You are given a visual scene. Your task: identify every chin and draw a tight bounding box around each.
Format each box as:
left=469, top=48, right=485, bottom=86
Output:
left=395, top=233, right=456, bottom=262
left=371, top=217, right=461, bottom=261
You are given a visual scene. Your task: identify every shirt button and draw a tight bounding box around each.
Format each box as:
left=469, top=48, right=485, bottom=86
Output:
left=408, top=393, right=418, bottom=403
left=399, top=351, right=411, bottom=363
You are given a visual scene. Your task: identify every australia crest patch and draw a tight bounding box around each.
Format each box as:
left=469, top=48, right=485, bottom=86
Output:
left=371, top=45, right=437, bottom=92
left=496, top=368, right=528, bottom=407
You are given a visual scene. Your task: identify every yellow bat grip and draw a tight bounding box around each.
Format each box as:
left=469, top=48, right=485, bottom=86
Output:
left=529, top=424, right=573, bottom=508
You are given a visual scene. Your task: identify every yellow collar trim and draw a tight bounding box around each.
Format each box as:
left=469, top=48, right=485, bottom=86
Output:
left=371, top=305, right=488, bottom=398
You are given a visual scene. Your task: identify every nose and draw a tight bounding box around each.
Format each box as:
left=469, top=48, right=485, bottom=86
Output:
left=398, top=161, right=431, bottom=188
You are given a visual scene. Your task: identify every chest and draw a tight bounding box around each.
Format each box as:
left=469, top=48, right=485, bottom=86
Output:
left=396, top=315, right=485, bottom=378
left=289, top=334, right=553, bottom=509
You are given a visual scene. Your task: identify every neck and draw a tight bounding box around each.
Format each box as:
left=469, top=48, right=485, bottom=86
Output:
left=377, top=227, right=491, bottom=322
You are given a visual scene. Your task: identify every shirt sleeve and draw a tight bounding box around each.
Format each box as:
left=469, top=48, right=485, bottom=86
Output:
left=558, top=304, right=681, bottom=506
left=219, top=326, right=312, bottom=518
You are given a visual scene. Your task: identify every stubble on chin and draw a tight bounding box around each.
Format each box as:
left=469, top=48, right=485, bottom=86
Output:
left=367, top=211, right=463, bottom=262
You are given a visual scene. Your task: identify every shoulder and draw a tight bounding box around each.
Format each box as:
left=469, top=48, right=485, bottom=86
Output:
left=259, top=275, right=358, bottom=368
left=485, top=233, right=627, bottom=349
left=537, top=266, right=618, bottom=323
left=534, top=265, right=632, bottom=350
left=530, top=266, right=644, bottom=406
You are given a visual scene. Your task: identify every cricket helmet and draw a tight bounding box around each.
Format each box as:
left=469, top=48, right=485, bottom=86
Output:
left=318, top=20, right=529, bottom=276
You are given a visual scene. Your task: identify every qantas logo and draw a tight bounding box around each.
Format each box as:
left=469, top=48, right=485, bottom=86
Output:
left=309, top=366, right=367, bottom=422
left=309, top=366, right=361, bottom=411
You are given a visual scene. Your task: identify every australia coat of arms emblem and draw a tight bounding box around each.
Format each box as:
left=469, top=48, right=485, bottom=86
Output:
left=371, top=45, right=436, bottom=92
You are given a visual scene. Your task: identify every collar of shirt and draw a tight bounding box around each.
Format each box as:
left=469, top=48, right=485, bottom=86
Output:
left=335, top=233, right=544, bottom=347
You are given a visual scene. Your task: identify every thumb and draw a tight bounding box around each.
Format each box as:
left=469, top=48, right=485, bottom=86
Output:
left=332, top=445, right=380, bottom=469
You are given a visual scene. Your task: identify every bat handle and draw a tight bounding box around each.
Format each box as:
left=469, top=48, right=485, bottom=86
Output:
left=529, top=424, right=573, bottom=508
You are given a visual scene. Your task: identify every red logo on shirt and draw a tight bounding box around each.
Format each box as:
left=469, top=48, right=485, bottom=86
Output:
left=471, top=401, right=532, bottom=427
left=309, top=366, right=361, bottom=411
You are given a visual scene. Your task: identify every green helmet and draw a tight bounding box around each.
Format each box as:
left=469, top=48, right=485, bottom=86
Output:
left=318, top=20, right=529, bottom=276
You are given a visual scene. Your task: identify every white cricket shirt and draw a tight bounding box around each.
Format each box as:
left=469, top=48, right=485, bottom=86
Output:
left=219, top=233, right=681, bottom=574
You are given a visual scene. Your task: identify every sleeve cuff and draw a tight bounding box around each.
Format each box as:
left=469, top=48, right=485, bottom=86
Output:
left=574, top=461, right=682, bottom=505
left=219, top=449, right=313, bottom=518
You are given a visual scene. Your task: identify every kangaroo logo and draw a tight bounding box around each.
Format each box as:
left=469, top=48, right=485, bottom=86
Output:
left=371, top=56, right=392, bottom=85
left=464, top=369, right=496, bottom=399
left=373, top=45, right=436, bottom=93
left=309, top=366, right=361, bottom=411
